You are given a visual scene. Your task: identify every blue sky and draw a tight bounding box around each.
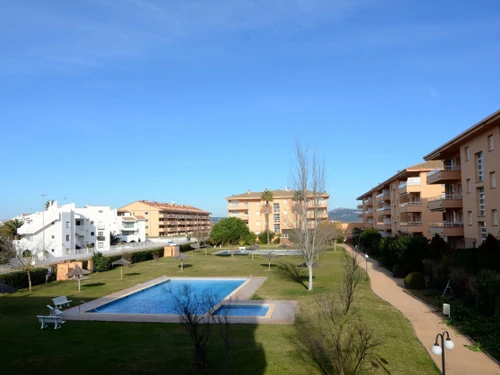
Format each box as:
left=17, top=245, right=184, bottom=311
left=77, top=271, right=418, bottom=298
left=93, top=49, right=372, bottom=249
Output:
left=1, top=0, right=499, bottom=219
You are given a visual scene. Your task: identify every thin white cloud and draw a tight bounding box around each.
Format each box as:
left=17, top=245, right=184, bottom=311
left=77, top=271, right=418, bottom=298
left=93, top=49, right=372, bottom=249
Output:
left=426, top=83, right=440, bottom=99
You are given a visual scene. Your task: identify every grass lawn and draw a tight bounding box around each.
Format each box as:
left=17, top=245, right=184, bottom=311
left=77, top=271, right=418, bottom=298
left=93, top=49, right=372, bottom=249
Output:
left=0, top=248, right=438, bottom=375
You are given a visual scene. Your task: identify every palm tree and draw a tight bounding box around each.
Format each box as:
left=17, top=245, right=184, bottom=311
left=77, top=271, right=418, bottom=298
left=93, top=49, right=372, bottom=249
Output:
left=261, top=189, right=274, bottom=245
left=45, top=200, right=55, bottom=210
left=0, top=218, right=24, bottom=240
left=109, top=231, right=121, bottom=245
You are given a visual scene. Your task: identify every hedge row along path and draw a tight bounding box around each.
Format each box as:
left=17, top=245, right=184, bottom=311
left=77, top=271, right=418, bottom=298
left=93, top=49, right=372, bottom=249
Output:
left=342, top=244, right=500, bottom=375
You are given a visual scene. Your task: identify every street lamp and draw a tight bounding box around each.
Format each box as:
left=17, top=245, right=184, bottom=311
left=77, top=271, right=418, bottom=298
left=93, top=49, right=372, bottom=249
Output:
left=432, top=330, right=454, bottom=375
left=364, top=254, right=369, bottom=281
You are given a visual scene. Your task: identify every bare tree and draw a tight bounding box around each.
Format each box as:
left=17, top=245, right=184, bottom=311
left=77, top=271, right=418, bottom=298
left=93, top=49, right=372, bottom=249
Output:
left=11, top=239, right=45, bottom=292
left=300, top=253, right=382, bottom=375
left=169, top=285, right=235, bottom=373
left=289, top=142, right=328, bottom=291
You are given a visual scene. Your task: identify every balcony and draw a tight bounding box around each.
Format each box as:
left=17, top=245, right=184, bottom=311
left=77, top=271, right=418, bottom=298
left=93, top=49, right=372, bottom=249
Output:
left=429, top=222, right=464, bottom=237
left=376, top=223, right=391, bottom=231
left=426, top=166, right=461, bottom=185
left=399, top=202, right=422, bottom=213
left=400, top=222, right=423, bottom=233
left=427, top=194, right=463, bottom=211
left=364, top=198, right=373, bottom=206
left=398, top=179, right=421, bottom=195
left=376, top=192, right=390, bottom=202
left=376, top=207, right=391, bottom=216
left=97, top=236, right=105, bottom=241
left=357, top=204, right=363, bottom=209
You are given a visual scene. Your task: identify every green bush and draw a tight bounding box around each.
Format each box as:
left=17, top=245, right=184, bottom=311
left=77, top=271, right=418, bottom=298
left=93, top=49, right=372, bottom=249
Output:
left=0, top=268, right=49, bottom=290
left=404, top=272, right=426, bottom=289
left=392, top=264, right=408, bottom=278
left=92, top=252, right=112, bottom=272
left=258, top=230, right=275, bottom=244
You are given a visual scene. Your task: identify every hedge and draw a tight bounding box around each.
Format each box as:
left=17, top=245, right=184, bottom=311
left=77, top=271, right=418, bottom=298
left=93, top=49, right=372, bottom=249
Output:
left=91, top=247, right=165, bottom=273
left=0, top=268, right=50, bottom=290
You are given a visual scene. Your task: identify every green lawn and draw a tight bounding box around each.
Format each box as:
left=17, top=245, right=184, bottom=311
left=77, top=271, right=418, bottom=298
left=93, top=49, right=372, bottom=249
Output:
left=0, top=248, right=438, bottom=375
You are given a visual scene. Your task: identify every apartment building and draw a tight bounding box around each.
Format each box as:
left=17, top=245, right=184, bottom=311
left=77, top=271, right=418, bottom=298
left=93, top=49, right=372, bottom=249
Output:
left=357, top=161, right=444, bottom=239
left=118, top=200, right=211, bottom=238
left=16, top=201, right=146, bottom=259
left=423, top=109, right=500, bottom=248
left=225, top=188, right=330, bottom=241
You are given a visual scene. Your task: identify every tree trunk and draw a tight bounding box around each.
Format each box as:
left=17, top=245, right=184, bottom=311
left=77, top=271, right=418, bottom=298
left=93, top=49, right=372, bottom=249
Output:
left=27, top=270, right=32, bottom=292
left=308, top=263, right=313, bottom=291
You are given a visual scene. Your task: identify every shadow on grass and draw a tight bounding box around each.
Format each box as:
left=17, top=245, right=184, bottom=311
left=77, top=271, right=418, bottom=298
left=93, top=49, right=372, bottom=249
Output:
left=372, top=356, right=392, bottom=374
left=259, top=264, right=278, bottom=269
left=177, top=264, right=193, bottom=269
left=275, top=262, right=308, bottom=290
left=84, top=282, right=106, bottom=288
left=124, top=273, right=140, bottom=277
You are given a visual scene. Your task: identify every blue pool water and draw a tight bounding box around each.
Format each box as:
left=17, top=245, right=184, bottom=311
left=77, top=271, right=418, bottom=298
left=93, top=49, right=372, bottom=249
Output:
left=213, top=304, right=270, bottom=317
left=88, top=279, right=245, bottom=315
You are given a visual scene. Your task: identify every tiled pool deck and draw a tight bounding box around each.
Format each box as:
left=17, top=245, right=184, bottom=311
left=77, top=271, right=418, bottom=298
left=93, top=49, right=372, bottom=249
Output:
left=62, top=276, right=297, bottom=325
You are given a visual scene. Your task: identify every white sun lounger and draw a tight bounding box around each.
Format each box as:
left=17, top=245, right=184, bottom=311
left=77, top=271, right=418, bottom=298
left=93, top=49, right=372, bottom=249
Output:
left=47, top=305, right=63, bottom=316
left=37, top=315, right=65, bottom=330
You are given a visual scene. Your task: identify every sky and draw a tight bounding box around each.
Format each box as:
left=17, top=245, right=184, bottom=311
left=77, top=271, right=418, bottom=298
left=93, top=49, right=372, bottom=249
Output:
left=1, top=0, right=500, bottom=219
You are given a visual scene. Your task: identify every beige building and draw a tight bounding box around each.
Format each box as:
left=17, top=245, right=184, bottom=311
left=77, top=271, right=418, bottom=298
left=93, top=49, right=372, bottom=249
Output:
left=226, top=189, right=330, bottom=241
left=423, top=109, right=500, bottom=248
left=357, top=161, right=444, bottom=239
left=118, top=200, right=211, bottom=238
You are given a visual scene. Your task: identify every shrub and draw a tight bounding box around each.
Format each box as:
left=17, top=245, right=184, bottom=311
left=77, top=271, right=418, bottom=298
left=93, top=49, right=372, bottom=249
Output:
left=153, top=250, right=159, bottom=261
left=392, top=264, right=408, bottom=278
left=404, top=272, right=426, bottom=289
left=258, top=230, right=275, bottom=244
left=474, top=269, right=500, bottom=316
left=273, top=237, right=281, bottom=244
left=0, top=268, right=48, bottom=290
left=449, top=267, right=470, bottom=298
left=92, top=252, right=112, bottom=272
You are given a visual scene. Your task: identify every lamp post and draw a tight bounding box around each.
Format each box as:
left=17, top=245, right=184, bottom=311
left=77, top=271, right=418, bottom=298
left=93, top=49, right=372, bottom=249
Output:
left=364, top=254, right=369, bottom=281
left=41, top=194, right=46, bottom=263
left=431, top=330, right=454, bottom=375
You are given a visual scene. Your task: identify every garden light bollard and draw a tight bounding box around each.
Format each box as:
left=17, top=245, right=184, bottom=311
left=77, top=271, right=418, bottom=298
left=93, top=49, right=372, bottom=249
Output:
left=431, top=330, right=454, bottom=375
left=364, top=254, right=369, bottom=281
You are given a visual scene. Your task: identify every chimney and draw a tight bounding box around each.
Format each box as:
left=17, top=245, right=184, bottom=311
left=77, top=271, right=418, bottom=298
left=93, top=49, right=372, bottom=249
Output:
left=247, top=190, right=251, bottom=194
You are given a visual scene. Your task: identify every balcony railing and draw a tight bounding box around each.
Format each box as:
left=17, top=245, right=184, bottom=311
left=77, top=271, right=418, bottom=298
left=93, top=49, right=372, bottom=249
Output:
left=97, top=236, right=105, bottom=241
left=399, top=202, right=422, bottom=207
left=429, top=222, right=464, bottom=228
left=427, top=165, right=461, bottom=178
left=428, top=194, right=463, bottom=202
left=376, top=207, right=391, bottom=212
left=400, top=222, right=423, bottom=226
left=376, top=192, right=390, bottom=198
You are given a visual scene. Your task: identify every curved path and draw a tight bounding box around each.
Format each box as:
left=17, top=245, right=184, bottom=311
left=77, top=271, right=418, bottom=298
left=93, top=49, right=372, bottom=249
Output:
left=342, top=244, right=500, bottom=375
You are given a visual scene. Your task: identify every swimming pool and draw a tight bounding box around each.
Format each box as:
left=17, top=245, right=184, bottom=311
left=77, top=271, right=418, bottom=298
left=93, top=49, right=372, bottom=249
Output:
left=213, top=304, right=271, bottom=317
left=88, top=278, right=246, bottom=315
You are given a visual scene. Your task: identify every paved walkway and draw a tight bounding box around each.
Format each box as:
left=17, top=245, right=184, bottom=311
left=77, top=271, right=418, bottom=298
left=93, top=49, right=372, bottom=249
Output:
left=342, top=244, right=500, bottom=375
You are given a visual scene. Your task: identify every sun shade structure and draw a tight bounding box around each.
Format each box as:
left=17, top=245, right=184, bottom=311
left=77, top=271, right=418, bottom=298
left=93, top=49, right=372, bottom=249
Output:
left=66, top=265, right=91, bottom=291
left=173, top=253, right=189, bottom=271
left=265, top=252, right=280, bottom=271
left=112, top=258, right=132, bottom=279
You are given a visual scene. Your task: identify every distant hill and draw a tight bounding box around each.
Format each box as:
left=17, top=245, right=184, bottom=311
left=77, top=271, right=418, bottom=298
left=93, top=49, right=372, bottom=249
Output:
left=328, top=208, right=362, bottom=222
left=211, top=217, right=225, bottom=224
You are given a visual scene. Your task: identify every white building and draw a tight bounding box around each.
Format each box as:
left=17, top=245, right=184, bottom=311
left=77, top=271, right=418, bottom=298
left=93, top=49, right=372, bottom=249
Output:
left=16, top=201, right=146, bottom=260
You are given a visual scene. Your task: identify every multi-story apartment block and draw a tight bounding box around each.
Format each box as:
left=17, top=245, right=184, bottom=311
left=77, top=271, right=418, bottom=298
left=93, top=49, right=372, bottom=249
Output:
left=423, top=109, right=500, bottom=248
left=357, top=161, right=444, bottom=239
left=118, top=200, right=211, bottom=238
left=16, top=201, right=146, bottom=259
left=225, top=188, right=330, bottom=241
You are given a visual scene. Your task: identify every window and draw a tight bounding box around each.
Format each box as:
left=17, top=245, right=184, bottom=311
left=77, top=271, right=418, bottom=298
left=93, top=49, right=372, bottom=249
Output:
left=274, top=224, right=280, bottom=233
left=466, top=179, right=471, bottom=193
left=468, top=211, right=473, bottom=225
left=98, top=231, right=104, bottom=236
left=273, top=203, right=280, bottom=212
left=90, top=221, right=94, bottom=225
left=91, top=232, right=94, bottom=236
left=274, top=214, right=280, bottom=223
left=256, top=211, right=260, bottom=215
left=145, top=212, right=148, bottom=215
left=98, top=243, right=104, bottom=249
left=493, top=210, right=498, bottom=226
left=458, top=184, right=462, bottom=194
left=51, top=235, right=55, bottom=239
left=76, top=220, right=81, bottom=226
left=476, top=151, right=484, bottom=182
left=145, top=226, right=148, bottom=229
left=66, top=221, right=70, bottom=228
left=65, top=234, right=69, bottom=241
left=491, top=172, right=497, bottom=188
left=256, top=221, right=260, bottom=226
left=98, top=210, right=103, bottom=213
left=479, top=222, right=487, bottom=243
left=488, top=134, right=494, bottom=151
left=465, top=146, right=470, bottom=161
left=478, top=187, right=485, bottom=216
